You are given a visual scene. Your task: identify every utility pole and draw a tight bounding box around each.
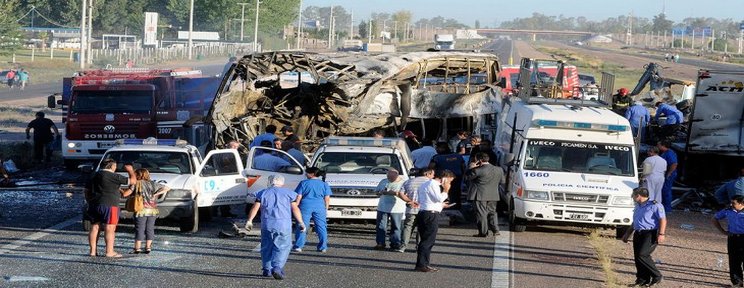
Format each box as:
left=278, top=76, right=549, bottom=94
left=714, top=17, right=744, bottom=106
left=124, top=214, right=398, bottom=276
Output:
left=691, top=29, right=695, bottom=50
left=253, top=0, right=261, bottom=52
left=327, top=6, right=333, bottom=49
left=238, top=3, right=249, bottom=42
left=188, top=0, right=194, bottom=59
left=79, top=0, right=87, bottom=69
left=349, top=10, right=353, bottom=40
left=382, top=19, right=386, bottom=43
left=368, top=19, right=373, bottom=43
left=739, top=29, right=743, bottom=54
left=393, top=21, right=398, bottom=41
left=625, top=11, right=633, bottom=46
left=296, top=0, right=303, bottom=49
left=87, top=0, right=93, bottom=65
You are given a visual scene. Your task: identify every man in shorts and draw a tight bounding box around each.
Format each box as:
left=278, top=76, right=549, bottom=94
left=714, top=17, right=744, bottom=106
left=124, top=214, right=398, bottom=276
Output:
left=85, top=158, right=137, bottom=257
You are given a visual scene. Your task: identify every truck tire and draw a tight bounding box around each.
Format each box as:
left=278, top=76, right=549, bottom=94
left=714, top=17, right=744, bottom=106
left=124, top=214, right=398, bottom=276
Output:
left=180, top=203, right=199, bottom=233
left=508, top=198, right=527, bottom=232
left=615, top=226, right=630, bottom=239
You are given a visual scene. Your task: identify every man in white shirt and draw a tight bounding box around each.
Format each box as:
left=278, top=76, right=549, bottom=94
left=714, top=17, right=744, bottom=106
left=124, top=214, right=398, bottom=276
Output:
left=411, top=139, right=437, bottom=169
left=374, top=168, right=407, bottom=251
left=415, top=169, right=455, bottom=272
left=642, top=146, right=667, bottom=202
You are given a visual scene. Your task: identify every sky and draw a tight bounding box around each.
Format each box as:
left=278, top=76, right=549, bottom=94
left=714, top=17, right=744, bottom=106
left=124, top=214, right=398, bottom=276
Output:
left=303, top=0, right=744, bottom=26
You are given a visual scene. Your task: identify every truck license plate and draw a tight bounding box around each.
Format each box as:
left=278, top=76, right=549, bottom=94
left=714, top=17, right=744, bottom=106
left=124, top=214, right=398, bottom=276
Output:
left=98, top=143, right=115, bottom=149
left=568, top=213, right=589, bottom=220
left=341, top=209, right=362, bottom=216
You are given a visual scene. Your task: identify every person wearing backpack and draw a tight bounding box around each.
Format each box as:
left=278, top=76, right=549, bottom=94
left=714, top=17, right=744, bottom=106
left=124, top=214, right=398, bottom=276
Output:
left=131, top=168, right=170, bottom=254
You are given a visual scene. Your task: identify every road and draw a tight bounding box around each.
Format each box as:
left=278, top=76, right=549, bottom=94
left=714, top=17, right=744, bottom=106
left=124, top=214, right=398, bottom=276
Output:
left=571, top=43, right=744, bottom=71
left=0, top=61, right=227, bottom=102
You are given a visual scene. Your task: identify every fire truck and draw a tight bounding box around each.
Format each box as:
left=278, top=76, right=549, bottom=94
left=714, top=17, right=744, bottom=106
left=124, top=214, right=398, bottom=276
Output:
left=48, top=68, right=221, bottom=169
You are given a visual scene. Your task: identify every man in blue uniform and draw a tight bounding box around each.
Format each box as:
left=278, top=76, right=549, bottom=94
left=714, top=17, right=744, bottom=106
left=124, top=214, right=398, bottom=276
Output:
left=252, top=141, right=291, bottom=171
left=715, top=168, right=744, bottom=205
left=625, top=101, right=650, bottom=140
left=654, top=102, right=684, bottom=140
left=622, top=187, right=667, bottom=287
left=292, top=167, right=332, bottom=253
left=657, top=140, right=678, bottom=211
left=713, top=195, right=744, bottom=287
left=250, top=125, right=278, bottom=148
left=246, top=175, right=306, bottom=280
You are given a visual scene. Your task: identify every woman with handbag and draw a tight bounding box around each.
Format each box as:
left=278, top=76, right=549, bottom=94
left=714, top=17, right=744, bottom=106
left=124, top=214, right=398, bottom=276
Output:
left=131, top=168, right=170, bottom=254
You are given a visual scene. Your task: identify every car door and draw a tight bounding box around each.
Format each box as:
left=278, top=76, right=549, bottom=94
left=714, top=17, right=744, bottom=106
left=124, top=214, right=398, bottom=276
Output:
left=195, top=149, right=247, bottom=207
left=243, top=146, right=306, bottom=203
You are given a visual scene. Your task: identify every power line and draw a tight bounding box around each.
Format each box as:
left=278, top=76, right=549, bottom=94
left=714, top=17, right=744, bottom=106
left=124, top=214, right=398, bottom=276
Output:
left=16, top=6, right=79, bottom=29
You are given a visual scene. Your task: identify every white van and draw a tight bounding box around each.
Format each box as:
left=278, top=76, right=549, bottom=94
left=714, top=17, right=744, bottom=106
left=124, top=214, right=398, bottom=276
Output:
left=496, top=97, right=637, bottom=237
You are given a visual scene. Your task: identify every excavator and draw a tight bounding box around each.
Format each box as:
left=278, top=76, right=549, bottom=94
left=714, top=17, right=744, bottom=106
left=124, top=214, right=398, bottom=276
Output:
left=629, top=62, right=696, bottom=117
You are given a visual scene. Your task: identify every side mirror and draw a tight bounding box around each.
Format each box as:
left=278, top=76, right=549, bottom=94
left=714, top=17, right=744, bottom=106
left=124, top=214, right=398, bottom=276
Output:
left=284, top=166, right=303, bottom=175
left=47, top=95, right=56, bottom=108
left=79, top=164, right=94, bottom=174
left=497, top=77, right=507, bottom=89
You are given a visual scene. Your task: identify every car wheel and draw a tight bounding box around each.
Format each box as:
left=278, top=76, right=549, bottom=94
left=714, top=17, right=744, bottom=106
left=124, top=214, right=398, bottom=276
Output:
left=180, top=202, right=199, bottom=233
left=615, top=226, right=630, bottom=239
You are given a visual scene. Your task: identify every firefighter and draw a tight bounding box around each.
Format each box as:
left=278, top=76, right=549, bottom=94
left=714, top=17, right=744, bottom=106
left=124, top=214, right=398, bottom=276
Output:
left=612, top=88, right=633, bottom=116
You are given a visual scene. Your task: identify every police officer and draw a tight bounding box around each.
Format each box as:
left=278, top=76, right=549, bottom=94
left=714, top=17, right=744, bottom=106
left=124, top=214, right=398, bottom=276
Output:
left=625, top=101, right=650, bottom=141
left=252, top=141, right=291, bottom=171
left=292, top=167, right=332, bottom=253
left=713, top=195, right=744, bottom=287
left=622, top=187, right=667, bottom=287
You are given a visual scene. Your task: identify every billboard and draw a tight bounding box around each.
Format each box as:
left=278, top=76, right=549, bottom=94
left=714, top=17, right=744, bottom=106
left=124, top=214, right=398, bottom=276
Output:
left=143, top=12, right=158, bottom=46
left=177, top=31, right=220, bottom=41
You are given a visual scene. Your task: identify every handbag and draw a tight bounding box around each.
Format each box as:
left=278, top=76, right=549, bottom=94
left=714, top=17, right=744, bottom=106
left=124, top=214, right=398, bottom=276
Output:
left=125, top=181, right=144, bottom=213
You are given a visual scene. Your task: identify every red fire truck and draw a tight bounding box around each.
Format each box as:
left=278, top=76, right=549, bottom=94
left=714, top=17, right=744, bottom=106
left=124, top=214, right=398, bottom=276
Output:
left=48, top=68, right=221, bottom=169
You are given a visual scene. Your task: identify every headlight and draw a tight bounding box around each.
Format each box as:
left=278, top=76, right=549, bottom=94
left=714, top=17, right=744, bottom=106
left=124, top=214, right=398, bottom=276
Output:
left=612, top=196, right=633, bottom=206
left=526, top=190, right=549, bottom=201
left=67, top=142, right=76, bottom=148
left=166, top=189, right=193, bottom=200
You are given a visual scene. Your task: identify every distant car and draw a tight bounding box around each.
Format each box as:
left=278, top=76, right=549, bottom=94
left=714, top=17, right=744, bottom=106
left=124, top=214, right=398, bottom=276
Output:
left=578, top=73, right=596, bottom=87
left=574, top=41, right=584, bottom=46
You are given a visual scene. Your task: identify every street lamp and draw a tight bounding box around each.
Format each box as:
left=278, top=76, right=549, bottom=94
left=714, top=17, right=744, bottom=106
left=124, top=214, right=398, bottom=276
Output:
left=253, top=0, right=262, bottom=52
left=296, top=0, right=303, bottom=49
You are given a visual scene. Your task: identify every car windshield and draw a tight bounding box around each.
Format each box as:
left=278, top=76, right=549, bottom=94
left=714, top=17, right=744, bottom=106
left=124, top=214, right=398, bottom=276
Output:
left=522, top=139, right=635, bottom=176
left=71, top=90, right=153, bottom=114
left=103, top=151, right=192, bottom=174
left=313, top=152, right=402, bottom=174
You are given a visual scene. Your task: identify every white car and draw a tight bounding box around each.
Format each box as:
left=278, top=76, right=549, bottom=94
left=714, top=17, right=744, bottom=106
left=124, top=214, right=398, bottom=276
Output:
left=88, top=138, right=246, bottom=232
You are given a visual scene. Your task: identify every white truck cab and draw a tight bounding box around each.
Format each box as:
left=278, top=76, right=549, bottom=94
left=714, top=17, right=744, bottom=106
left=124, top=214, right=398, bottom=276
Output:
left=93, top=138, right=247, bottom=232
left=497, top=97, right=637, bottom=237
left=243, top=137, right=415, bottom=221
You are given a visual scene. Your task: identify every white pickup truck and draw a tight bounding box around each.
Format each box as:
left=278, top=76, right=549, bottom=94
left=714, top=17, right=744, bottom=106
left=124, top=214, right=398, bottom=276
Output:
left=244, top=137, right=416, bottom=221
left=87, top=138, right=246, bottom=232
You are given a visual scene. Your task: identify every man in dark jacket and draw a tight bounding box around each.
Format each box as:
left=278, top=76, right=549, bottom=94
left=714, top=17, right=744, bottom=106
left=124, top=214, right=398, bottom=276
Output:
left=26, top=111, right=59, bottom=163
left=465, top=152, right=504, bottom=237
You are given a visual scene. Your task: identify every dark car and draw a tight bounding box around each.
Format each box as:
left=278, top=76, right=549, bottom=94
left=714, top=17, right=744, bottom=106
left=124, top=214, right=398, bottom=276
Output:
left=578, top=73, right=596, bottom=86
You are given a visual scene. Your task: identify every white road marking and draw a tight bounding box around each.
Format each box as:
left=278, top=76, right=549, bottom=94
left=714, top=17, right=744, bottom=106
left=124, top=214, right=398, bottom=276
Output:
left=491, top=217, right=513, bottom=288
left=0, top=216, right=79, bottom=255
left=4, top=276, right=50, bottom=282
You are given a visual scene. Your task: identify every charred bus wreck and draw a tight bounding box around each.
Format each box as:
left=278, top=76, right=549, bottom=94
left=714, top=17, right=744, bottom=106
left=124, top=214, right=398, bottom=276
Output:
left=207, top=51, right=504, bottom=149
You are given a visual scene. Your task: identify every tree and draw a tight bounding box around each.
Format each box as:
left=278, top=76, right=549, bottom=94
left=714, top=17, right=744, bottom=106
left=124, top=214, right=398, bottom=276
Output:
left=358, top=20, right=368, bottom=40
left=0, top=0, right=23, bottom=53
left=475, top=20, right=480, bottom=29
left=391, top=10, right=412, bottom=40
left=651, top=13, right=673, bottom=33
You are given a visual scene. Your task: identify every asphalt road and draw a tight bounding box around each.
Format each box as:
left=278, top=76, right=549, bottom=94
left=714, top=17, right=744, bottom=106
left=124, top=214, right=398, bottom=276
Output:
left=0, top=189, right=509, bottom=287
left=573, top=43, right=744, bottom=71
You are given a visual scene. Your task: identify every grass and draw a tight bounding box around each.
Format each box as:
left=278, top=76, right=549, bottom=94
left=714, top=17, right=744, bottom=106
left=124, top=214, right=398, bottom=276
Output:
left=534, top=45, right=645, bottom=92
left=0, top=106, right=45, bottom=129
left=587, top=229, right=622, bottom=287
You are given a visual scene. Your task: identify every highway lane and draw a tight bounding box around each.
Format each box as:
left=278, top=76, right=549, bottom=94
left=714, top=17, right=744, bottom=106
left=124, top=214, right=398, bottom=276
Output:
left=572, top=43, right=744, bottom=71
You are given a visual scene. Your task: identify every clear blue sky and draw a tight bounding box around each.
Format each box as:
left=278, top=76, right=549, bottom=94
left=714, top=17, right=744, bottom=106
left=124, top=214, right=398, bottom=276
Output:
left=304, top=0, right=744, bottom=26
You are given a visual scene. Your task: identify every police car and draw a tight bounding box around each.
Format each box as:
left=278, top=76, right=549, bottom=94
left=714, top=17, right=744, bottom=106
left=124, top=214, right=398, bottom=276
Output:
left=87, top=138, right=246, bottom=232
left=243, top=137, right=415, bottom=221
